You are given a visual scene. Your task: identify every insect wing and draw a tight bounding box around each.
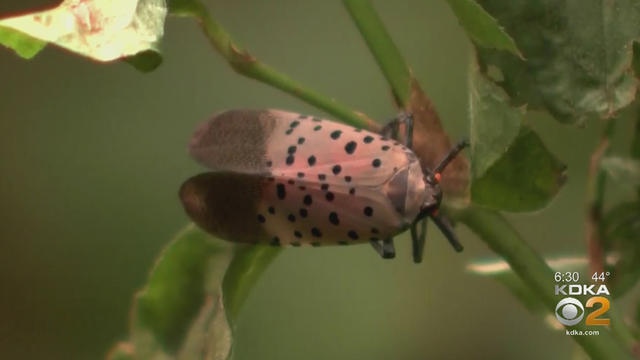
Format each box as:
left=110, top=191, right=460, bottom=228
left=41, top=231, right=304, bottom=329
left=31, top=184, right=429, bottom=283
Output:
left=180, top=171, right=404, bottom=246
left=189, top=109, right=410, bottom=187
left=183, top=109, right=423, bottom=245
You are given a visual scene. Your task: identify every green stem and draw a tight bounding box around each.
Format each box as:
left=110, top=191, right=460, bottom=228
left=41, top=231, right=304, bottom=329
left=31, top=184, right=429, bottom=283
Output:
left=449, top=206, right=633, bottom=360
left=343, top=0, right=412, bottom=105
left=186, top=1, right=370, bottom=129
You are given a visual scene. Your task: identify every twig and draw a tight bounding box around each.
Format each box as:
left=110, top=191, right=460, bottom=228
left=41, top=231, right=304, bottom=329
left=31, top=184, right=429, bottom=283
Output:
left=184, top=1, right=373, bottom=130
left=585, top=119, right=615, bottom=276
left=343, top=0, right=412, bottom=105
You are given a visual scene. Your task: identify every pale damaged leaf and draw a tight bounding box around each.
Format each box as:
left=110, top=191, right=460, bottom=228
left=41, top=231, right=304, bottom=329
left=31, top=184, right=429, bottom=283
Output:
left=475, top=0, right=640, bottom=124
left=0, top=0, right=166, bottom=66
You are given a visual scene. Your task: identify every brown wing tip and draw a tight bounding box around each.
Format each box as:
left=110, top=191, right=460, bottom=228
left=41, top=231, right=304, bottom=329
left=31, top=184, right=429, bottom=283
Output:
left=179, top=174, right=208, bottom=225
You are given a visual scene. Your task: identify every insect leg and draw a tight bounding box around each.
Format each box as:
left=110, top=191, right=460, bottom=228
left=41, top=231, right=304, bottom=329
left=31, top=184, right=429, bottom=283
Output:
left=381, top=117, right=399, bottom=139
left=402, top=113, right=414, bottom=149
left=430, top=213, right=464, bottom=252
left=382, top=238, right=396, bottom=258
left=381, top=112, right=413, bottom=147
left=411, top=219, right=428, bottom=263
left=370, top=238, right=396, bottom=259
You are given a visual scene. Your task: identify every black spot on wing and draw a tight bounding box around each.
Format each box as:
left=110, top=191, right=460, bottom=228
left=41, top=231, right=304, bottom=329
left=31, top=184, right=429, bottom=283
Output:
left=276, top=183, right=286, bottom=199
left=345, top=141, right=357, bottom=154
left=286, top=155, right=295, bottom=165
left=329, top=212, right=339, bottom=225
left=364, top=206, right=373, bottom=217
left=303, top=194, right=312, bottom=205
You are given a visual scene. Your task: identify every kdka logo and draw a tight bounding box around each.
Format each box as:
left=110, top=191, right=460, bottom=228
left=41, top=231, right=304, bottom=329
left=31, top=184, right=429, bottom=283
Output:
left=554, top=284, right=611, bottom=326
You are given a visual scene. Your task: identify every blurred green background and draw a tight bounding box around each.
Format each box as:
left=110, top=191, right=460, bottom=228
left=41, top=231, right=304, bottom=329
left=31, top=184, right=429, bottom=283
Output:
left=0, top=1, right=638, bottom=359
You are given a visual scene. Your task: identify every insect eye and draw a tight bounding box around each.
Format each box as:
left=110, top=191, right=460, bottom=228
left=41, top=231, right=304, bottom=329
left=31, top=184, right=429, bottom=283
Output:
left=434, top=173, right=441, bottom=183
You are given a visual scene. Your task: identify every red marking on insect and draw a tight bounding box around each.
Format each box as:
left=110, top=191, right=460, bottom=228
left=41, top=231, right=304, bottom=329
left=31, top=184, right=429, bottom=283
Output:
left=434, top=173, right=441, bottom=183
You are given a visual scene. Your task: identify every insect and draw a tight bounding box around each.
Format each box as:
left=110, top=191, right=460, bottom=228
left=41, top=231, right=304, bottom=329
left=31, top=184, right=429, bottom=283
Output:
left=179, top=109, right=468, bottom=263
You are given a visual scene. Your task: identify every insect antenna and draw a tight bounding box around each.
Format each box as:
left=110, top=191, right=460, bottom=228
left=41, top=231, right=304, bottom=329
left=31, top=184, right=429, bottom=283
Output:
left=430, top=213, right=464, bottom=252
left=432, top=138, right=469, bottom=175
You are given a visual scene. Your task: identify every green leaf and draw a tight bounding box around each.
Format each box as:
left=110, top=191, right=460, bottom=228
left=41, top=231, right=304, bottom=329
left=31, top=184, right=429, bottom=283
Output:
left=469, top=68, right=523, bottom=179
left=132, top=224, right=232, bottom=355
left=475, top=0, right=640, bottom=124
left=601, top=202, right=640, bottom=298
left=444, top=0, right=522, bottom=58
left=0, top=0, right=166, bottom=71
left=0, top=26, right=46, bottom=59
left=110, top=224, right=281, bottom=359
left=470, top=70, right=567, bottom=211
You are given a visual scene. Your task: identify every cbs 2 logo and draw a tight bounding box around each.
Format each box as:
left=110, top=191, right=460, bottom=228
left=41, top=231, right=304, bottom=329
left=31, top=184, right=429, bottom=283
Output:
left=555, top=297, right=610, bottom=326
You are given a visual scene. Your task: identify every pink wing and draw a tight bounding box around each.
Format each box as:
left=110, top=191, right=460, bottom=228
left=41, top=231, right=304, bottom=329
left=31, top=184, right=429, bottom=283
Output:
left=182, top=109, right=425, bottom=246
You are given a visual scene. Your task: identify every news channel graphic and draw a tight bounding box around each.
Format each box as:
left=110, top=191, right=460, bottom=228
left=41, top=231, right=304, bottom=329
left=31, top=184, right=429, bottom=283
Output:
left=554, top=271, right=612, bottom=332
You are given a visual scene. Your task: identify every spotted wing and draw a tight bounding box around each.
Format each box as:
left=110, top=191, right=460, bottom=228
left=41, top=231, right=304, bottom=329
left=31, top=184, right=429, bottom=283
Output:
left=183, top=109, right=424, bottom=246
left=189, top=109, right=413, bottom=187
left=180, top=171, right=406, bottom=246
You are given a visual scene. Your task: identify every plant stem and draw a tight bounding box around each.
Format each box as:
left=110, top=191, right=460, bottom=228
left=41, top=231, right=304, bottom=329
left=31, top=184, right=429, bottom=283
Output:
left=186, top=1, right=372, bottom=130
left=343, top=0, right=412, bottom=105
left=585, top=119, right=615, bottom=276
left=633, top=107, right=640, bottom=199
left=449, top=206, right=633, bottom=360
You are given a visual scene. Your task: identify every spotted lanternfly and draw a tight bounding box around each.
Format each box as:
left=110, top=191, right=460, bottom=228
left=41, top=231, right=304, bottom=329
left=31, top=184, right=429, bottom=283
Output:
left=179, top=109, right=468, bottom=263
